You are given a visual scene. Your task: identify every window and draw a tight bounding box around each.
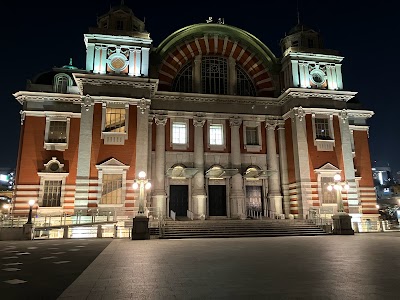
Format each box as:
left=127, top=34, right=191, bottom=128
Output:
left=101, top=104, right=129, bottom=145
left=53, top=74, right=72, bottom=93
left=105, top=107, right=125, bottom=132
left=101, top=174, right=123, bottom=204
left=172, top=63, right=193, bottom=93
left=38, top=157, right=68, bottom=210
left=315, top=118, right=330, bottom=139
left=202, top=57, right=228, bottom=95
left=236, top=66, right=256, bottom=96
left=116, top=20, right=124, bottom=30
left=172, top=122, right=187, bottom=144
left=209, top=124, right=223, bottom=145
left=96, top=158, right=129, bottom=207
left=308, top=39, right=314, bottom=48
left=321, top=177, right=338, bottom=204
left=246, top=127, right=258, bottom=145
left=312, top=114, right=335, bottom=151
left=42, top=180, right=62, bottom=207
left=48, top=121, right=67, bottom=143
left=44, top=117, right=71, bottom=151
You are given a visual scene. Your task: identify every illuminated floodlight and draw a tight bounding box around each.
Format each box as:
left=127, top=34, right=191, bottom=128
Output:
left=28, top=199, right=35, bottom=206
left=132, top=182, right=139, bottom=190
left=0, top=174, right=9, bottom=182
left=138, top=171, right=146, bottom=179
left=145, top=182, right=152, bottom=190
left=334, top=174, right=341, bottom=181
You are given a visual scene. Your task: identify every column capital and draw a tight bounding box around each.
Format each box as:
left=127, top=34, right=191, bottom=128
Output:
left=229, top=117, right=242, bottom=127
left=138, top=98, right=149, bottom=114
left=193, top=116, right=206, bottom=127
left=148, top=114, right=154, bottom=125
left=155, top=114, right=168, bottom=126
left=265, top=119, right=278, bottom=130
left=339, top=109, right=348, bottom=123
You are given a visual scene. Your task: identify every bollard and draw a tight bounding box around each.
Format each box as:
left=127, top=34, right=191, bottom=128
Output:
left=63, top=226, right=69, bottom=239
left=97, top=225, right=102, bottom=238
left=113, top=224, right=118, bottom=238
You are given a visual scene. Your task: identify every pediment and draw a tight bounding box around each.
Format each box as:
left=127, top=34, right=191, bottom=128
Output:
left=96, top=158, right=129, bottom=170
left=314, top=163, right=340, bottom=174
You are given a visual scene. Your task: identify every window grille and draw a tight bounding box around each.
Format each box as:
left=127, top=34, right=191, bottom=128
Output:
left=55, top=76, right=69, bottom=93
left=321, top=177, right=337, bottom=204
left=209, top=124, right=223, bottom=145
left=246, top=127, right=258, bottom=145
left=172, top=63, right=193, bottom=93
left=202, top=57, right=228, bottom=95
left=105, top=108, right=125, bottom=133
left=315, top=118, right=330, bottom=139
left=48, top=121, right=67, bottom=143
left=42, top=180, right=62, bottom=207
left=172, top=122, right=187, bottom=144
left=236, top=66, right=256, bottom=96
left=101, top=174, right=123, bottom=204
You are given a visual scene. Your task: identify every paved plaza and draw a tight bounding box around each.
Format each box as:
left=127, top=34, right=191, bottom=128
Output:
left=2, top=233, right=400, bottom=299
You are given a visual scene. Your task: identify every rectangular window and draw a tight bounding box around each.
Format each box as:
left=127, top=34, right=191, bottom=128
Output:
left=209, top=124, right=223, bottom=145
left=105, top=108, right=125, bottom=133
left=308, top=39, right=314, bottom=48
left=172, top=122, right=187, bottom=144
left=315, top=118, right=330, bottom=139
left=101, top=174, right=123, bottom=204
left=116, top=20, right=124, bottom=30
left=42, top=180, right=62, bottom=207
left=246, top=127, right=258, bottom=145
left=321, top=177, right=337, bottom=204
left=48, top=121, right=67, bottom=143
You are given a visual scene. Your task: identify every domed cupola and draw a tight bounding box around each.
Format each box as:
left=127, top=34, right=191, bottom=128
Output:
left=279, top=21, right=344, bottom=91
left=279, top=23, right=324, bottom=57
left=84, top=1, right=152, bottom=76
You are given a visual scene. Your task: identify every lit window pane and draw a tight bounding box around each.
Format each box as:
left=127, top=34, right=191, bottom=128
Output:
left=101, top=174, right=123, bottom=204
left=105, top=108, right=126, bottom=133
left=172, top=122, right=187, bottom=144
left=210, top=124, right=223, bottom=145
left=48, top=121, right=67, bottom=143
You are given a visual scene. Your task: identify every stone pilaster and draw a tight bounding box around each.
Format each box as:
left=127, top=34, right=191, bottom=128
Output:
left=266, top=119, right=283, bottom=216
left=278, top=123, right=290, bottom=218
left=229, top=117, right=245, bottom=219
left=152, top=114, right=168, bottom=217
left=192, top=115, right=206, bottom=219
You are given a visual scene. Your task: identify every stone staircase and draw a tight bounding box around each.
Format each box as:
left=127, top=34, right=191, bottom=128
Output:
left=160, top=219, right=329, bottom=239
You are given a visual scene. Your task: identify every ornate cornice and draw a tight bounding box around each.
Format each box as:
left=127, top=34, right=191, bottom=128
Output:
left=13, top=92, right=82, bottom=105
left=278, top=88, right=357, bottom=104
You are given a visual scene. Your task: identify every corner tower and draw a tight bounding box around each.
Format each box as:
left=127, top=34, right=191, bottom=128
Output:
left=280, top=23, right=343, bottom=91
left=84, top=3, right=152, bottom=76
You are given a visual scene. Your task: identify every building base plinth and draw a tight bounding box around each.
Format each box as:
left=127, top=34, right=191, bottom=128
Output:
left=131, top=216, right=150, bottom=240
left=332, top=212, right=354, bottom=235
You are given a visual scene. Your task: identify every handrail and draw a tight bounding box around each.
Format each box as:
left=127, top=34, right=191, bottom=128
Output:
left=187, top=210, right=194, bottom=220
left=170, top=210, right=176, bottom=221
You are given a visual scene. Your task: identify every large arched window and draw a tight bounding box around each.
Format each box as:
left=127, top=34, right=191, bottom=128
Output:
left=202, top=57, right=228, bottom=95
left=172, top=62, right=193, bottom=93
left=236, top=65, right=256, bottom=96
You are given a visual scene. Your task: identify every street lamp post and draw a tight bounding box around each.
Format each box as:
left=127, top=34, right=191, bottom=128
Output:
left=131, top=171, right=151, bottom=240
left=23, top=199, right=36, bottom=240
left=327, top=174, right=354, bottom=235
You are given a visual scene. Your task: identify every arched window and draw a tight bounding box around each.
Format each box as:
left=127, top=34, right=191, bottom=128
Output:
left=54, top=74, right=72, bottom=93
left=172, top=62, right=193, bottom=93
left=236, top=65, right=256, bottom=96
left=202, top=57, right=228, bottom=95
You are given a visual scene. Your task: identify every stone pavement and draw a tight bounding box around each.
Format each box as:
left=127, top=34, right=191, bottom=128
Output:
left=57, top=233, right=400, bottom=300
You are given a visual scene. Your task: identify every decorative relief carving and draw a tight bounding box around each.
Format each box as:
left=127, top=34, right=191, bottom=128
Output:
left=20, top=110, right=25, bottom=125
left=155, top=114, right=168, bottom=126
left=193, top=116, right=206, bottom=127
left=229, top=117, right=242, bottom=127
left=148, top=114, right=154, bottom=125
left=138, top=98, right=148, bottom=114
left=339, top=109, right=348, bottom=123
left=81, top=95, right=93, bottom=112
left=294, top=106, right=305, bottom=122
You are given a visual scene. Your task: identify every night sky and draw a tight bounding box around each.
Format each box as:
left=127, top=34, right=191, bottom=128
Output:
left=1, top=1, right=397, bottom=173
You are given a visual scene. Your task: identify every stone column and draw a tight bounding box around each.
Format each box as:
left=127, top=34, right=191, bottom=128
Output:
left=192, top=116, right=207, bottom=219
left=86, top=43, right=95, bottom=72
left=291, top=60, right=300, bottom=87
left=100, top=46, right=107, bottom=75
left=291, top=107, right=311, bottom=219
left=94, top=46, right=101, bottom=74
left=229, top=117, right=245, bottom=219
left=152, top=114, right=168, bottom=217
left=339, top=109, right=358, bottom=210
left=75, top=96, right=94, bottom=214
left=266, top=119, right=282, bottom=216
left=128, top=49, right=135, bottom=76
left=141, top=48, right=150, bottom=77
left=278, top=122, right=290, bottom=217
left=135, top=102, right=149, bottom=210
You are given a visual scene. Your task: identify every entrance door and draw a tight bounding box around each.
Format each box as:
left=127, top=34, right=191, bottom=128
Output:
left=169, top=185, right=188, bottom=217
left=208, top=185, right=226, bottom=216
left=246, top=186, right=263, bottom=213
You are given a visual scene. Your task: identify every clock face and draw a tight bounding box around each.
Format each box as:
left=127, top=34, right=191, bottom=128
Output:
left=310, top=70, right=326, bottom=86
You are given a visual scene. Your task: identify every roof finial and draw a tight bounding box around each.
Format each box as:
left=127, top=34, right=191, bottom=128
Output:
left=69, top=58, right=73, bottom=65
left=297, top=0, right=301, bottom=24
left=121, top=0, right=125, bottom=5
